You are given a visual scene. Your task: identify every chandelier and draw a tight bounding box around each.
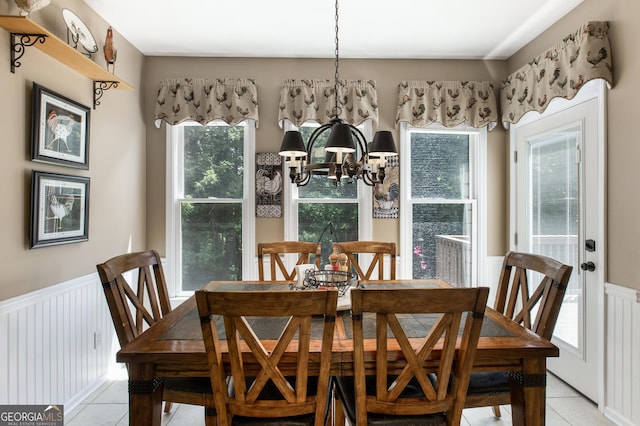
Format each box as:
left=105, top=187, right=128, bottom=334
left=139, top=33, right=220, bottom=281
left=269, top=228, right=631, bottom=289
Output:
left=278, top=0, right=397, bottom=187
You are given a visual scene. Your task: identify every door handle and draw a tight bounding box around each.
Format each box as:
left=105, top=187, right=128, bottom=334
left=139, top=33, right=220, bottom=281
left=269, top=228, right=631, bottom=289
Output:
left=580, top=261, right=596, bottom=272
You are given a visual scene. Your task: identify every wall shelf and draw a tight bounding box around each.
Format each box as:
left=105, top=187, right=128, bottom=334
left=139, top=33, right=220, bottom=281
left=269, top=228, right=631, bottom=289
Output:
left=0, top=15, right=133, bottom=108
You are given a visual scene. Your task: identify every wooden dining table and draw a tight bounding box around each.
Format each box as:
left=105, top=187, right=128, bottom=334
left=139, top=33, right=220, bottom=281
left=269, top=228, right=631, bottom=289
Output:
left=116, top=279, right=558, bottom=426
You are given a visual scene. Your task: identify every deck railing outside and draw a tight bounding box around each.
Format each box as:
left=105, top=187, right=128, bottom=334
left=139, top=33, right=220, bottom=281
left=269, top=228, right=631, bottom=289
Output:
left=434, top=234, right=578, bottom=290
left=435, top=235, right=471, bottom=287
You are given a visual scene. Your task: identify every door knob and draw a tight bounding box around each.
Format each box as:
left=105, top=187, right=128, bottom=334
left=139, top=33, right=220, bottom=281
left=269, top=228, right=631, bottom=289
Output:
left=580, top=261, right=596, bottom=272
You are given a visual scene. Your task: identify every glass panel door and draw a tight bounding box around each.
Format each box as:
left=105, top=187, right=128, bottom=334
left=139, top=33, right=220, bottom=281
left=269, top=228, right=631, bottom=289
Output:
left=514, top=91, right=602, bottom=401
left=527, top=128, right=580, bottom=349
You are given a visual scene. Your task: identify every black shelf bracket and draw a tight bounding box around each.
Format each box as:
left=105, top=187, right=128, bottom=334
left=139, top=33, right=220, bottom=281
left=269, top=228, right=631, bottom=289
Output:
left=93, top=81, right=119, bottom=109
left=10, top=33, right=47, bottom=73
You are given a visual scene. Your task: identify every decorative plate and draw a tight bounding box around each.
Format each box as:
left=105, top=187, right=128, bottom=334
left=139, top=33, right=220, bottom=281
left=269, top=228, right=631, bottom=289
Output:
left=62, top=8, right=98, bottom=53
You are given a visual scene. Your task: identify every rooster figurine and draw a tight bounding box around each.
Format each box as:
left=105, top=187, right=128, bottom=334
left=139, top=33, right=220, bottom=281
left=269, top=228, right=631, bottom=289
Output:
left=103, top=26, right=117, bottom=74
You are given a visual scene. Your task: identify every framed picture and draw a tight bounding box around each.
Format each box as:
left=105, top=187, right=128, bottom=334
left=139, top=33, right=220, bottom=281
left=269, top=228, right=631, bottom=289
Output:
left=31, top=83, right=90, bottom=169
left=256, top=152, right=283, bottom=218
left=30, top=171, right=90, bottom=249
left=373, top=155, right=399, bottom=218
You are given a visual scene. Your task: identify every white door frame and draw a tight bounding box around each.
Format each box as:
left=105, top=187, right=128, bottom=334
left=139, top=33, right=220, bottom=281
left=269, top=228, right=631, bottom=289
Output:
left=508, top=79, right=606, bottom=410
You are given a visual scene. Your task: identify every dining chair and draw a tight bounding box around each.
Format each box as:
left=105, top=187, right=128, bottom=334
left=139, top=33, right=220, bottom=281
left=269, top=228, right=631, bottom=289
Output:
left=333, top=241, right=396, bottom=280
left=464, top=251, right=573, bottom=417
left=196, top=288, right=338, bottom=426
left=257, top=241, right=322, bottom=281
left=334, top=286, right=489, bottom=426
left=96, top=250, right=216, bottom=425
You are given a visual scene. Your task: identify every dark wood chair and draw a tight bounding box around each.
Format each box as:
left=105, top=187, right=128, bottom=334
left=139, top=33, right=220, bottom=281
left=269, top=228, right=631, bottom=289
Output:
left=257, top=241, right=322, bottom=281
left=333, top=241, right=396, bottom=280
left=334, top=286, right=489, bottom=425
left=96, top=250, right=216, bottom=425
left=464, top=251, right=573, bottom=417
left=196, top=288, right=338, bottom=426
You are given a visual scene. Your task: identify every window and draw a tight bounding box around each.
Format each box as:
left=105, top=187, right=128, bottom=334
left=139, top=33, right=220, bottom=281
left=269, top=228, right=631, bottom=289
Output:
left=283, top=121, right=372, bottom=263
left=399, top=123, right=486, bottom=285
left=167, top=121, right=255, bottom=295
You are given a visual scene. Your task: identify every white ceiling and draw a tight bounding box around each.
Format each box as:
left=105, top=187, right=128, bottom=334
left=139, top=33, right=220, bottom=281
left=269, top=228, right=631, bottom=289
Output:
left=81, top=0, right=583, bottom=59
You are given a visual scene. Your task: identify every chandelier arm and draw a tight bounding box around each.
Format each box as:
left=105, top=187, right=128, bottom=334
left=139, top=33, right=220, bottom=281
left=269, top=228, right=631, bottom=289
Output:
left=361, top=169, right=376, bottom=186
left=349, top=125, right=369, bottom=158
left=296, top=172, right=311, bottom=187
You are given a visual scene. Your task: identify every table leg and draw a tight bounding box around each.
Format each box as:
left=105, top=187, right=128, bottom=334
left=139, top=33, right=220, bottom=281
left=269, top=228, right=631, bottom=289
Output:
left=509, top=358, right=547, bottom=426
left=128, top=363, right=164, bottom=426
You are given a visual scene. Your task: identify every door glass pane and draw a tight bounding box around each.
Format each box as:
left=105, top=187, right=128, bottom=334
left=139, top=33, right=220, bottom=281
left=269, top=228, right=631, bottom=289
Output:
left=181, top=202, right=242, bottom=291
left=298, top=203, right=358, bottom=266
left=412, top=203, right=472, bottom=286
left=527, top=128, right=580, bottom=349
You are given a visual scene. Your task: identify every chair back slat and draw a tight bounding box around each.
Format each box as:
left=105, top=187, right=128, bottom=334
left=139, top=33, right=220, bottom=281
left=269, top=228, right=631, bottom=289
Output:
left=494, top=251, right=573, bottom=340
left=96, top=250, right=171, bottom=347
left=196, top=289, right=338, bottom=425
left=333, top=241, right=396, bottom=280
left=350, top=286, right=489, bottom=425
left=257, top=241, right=321, bottom=281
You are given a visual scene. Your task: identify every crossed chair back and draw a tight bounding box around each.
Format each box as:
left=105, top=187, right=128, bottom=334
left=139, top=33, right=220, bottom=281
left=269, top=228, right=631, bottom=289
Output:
left=257, top=241, right=322, bottom=281
left=335, top=287, right=489, bottom=426
left=494, top=251, right=573, bottom=340
left=464, top=251, right=573, bottom=416
left=333, top=241, right=396, bottom=280
left=96, top=250, right=171, bottom=347
left=96, top=250, right=216, bottom=425
left=196, top=288, right=338, bottom=426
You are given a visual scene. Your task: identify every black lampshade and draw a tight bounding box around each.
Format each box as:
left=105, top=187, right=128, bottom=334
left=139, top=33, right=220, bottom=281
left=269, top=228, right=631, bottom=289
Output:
left=325, top=123, right=356, bottom=153
left=369, top=131, right=398, bottom=157
left=279, top=131, right=307, bottom=157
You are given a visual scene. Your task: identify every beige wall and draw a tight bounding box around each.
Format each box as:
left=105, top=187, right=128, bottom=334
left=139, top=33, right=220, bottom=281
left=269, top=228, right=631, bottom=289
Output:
left=144, top=57, right=508, bottom=257
left=508, top=0, right=640, bottom=290
left=0, top=0, right=146, bottom=300
left=7, top=0, right=636, bottom=302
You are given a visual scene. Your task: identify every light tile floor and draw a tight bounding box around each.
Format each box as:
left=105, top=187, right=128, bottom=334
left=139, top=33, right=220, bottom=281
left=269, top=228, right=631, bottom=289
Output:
left=66, top=372, right=614, bottom=425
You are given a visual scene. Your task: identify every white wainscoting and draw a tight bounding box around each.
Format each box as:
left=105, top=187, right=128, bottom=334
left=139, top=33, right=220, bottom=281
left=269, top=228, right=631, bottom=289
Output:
left=0, top=273, right=115, bottom=413
left=604, top=282, right=640, bottom=426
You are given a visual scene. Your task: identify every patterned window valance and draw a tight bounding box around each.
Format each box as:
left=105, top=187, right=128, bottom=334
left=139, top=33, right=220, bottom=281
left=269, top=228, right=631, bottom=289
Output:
left=395, top=81, right=498, bottom=130
left=278, top=79, right=378, bottom=127
left=154, top=78, right=259, bottom=128
left=501, top=21, right=613, bottom=128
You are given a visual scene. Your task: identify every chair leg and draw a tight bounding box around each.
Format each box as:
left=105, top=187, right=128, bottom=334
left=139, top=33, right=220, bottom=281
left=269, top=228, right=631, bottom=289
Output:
left=164, top=401, right=172, bottom=413
left=334, top=396, right=346, bottom=426
left=204, top=405, right=217, bottom=426
left=492, top=405, right=502, bottom=418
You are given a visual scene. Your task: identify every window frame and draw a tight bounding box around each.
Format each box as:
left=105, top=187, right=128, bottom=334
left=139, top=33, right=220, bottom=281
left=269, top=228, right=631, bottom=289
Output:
left=399, top=122, right=487, bottom=283
left=282, top=120, right=373, bottom=243
left=165, top=120, right=256, bottom=297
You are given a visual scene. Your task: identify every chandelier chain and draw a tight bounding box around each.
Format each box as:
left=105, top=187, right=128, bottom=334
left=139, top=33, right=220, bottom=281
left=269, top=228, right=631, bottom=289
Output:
left=333, top=0, right=340, bottom=118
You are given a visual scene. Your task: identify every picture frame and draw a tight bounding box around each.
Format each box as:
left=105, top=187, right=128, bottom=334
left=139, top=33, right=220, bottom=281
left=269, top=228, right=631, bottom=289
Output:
left=30, top=171, right=90, bottom=249
left=256, top=152, right=283, bottom=218
left=373, top=155, right=399, bottom=218
left=31, top=83, right=90, bottom=169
